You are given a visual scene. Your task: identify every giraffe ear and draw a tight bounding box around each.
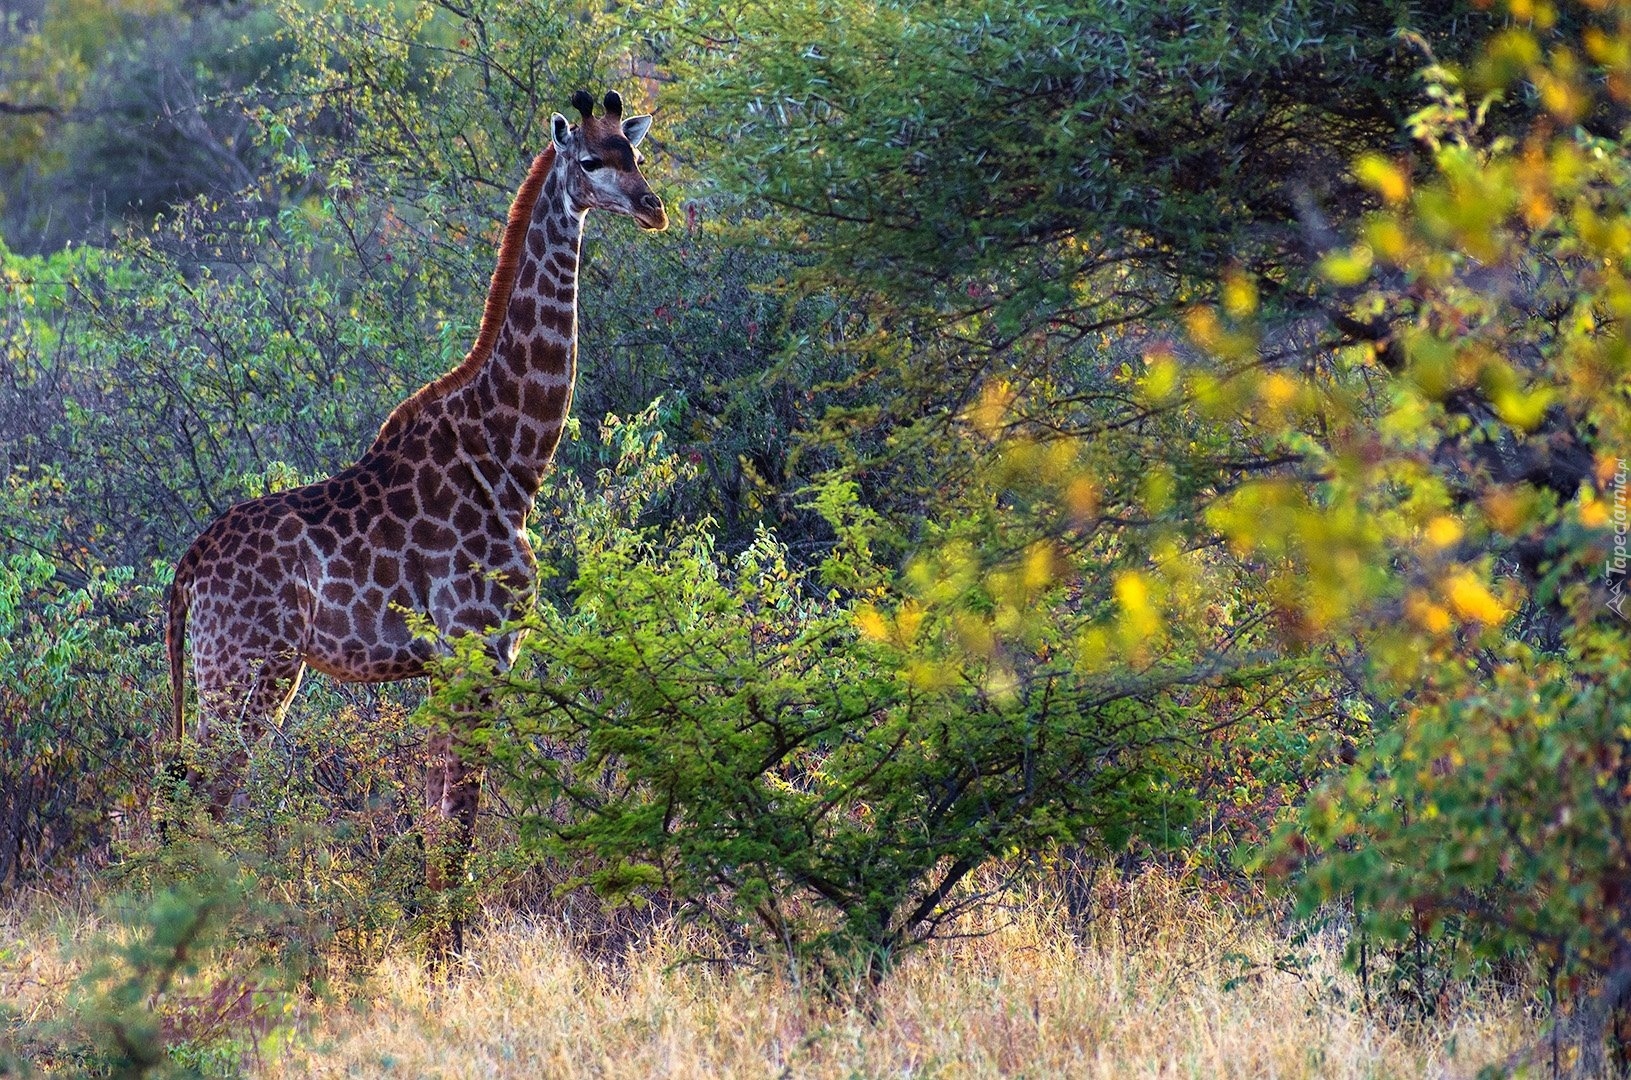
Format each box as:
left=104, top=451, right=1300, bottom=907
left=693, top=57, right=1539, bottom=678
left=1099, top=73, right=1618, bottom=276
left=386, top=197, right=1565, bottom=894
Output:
left=622, top=114, right=653, bottom=147
left=550, top=113, right=573, bottom=151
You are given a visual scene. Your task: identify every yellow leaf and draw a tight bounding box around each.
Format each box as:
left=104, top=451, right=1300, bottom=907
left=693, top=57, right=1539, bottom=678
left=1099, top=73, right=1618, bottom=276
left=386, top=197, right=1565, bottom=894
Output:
left=1140, top=350, right=1180, bottom=405
left=1490, top=385, right=1555, bottom=431
left=1021, top=543, right=1054, bottom=592
left=1222, top=272, right=1258, bottom=318
left=1063, top=475, right=1100, bottom=522
left=1318, top=244, right=1374, bottom=286
left=855, top=606, right=890, bottom=643
left=1406, top=591, right=1454, bottom=635
left=1141, top=466, right=1175, bottom=515
left=895, top=601, right=925, bottom=642
left=1579, top=496, right=1609, bottom=528
left=1185, top=307, right=1222, bottom=351
left=1366, top=218, right=1410, bottom=263
left=954, top=612, right=995, bottom=658
left=906, top=659, right=957, bottom=692
left=1115, top=571, right=1162, bottom=639
left=1355, top=154, right=1410, bottom=205
left=968, top=380, right=1015, bottom=437
left=1257, top=372, right=1299, bottom=412
left=1077, top=626, right=1111, bottom=670
left=1482, top=487, right=1530, bottom=536
left=1444, top=569, right=1508, bottom=624
left=1425, top=515, right=1463, bottom=550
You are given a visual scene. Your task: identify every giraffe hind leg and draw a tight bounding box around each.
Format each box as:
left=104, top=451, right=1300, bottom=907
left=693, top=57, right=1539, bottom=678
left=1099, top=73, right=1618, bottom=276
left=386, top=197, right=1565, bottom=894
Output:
left=191, top=655, right=307, bottom=820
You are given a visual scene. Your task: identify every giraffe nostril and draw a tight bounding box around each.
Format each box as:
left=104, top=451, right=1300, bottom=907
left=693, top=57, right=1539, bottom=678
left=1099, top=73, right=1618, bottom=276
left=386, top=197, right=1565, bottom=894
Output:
left=640, top=193, right=662, bottom=210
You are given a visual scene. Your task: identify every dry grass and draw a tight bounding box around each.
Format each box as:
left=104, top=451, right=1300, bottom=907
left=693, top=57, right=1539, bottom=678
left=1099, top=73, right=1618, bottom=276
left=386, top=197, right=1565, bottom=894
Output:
left=0, top=892, right=88, bottom=1032
left=1, top=872, right=1534, bottom=1078
left=277, top=873, right=1528, bottom=1079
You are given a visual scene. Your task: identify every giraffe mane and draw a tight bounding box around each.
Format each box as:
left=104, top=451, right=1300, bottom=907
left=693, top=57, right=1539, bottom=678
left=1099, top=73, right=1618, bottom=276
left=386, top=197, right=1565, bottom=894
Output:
left=372, top=145, right=558, bottom=446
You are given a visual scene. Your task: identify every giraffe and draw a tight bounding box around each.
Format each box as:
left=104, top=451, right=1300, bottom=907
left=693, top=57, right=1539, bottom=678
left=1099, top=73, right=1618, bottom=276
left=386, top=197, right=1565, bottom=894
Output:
left=164, top=89, right=667, bottom=958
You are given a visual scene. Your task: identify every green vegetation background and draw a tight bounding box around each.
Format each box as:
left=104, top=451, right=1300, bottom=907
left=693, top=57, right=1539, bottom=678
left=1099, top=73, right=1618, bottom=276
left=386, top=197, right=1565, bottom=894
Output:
left=3, top=0, right=1631, bottom=1073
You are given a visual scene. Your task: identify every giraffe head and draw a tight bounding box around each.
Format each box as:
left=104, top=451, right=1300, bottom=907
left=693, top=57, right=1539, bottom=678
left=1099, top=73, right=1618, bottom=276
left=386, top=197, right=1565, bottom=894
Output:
left=550, top=90, right=668, bottom=232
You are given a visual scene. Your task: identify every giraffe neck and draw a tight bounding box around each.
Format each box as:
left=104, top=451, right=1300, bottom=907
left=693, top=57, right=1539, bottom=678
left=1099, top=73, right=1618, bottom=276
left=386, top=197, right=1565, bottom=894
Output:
left=460, top=164, right=586, bottom=504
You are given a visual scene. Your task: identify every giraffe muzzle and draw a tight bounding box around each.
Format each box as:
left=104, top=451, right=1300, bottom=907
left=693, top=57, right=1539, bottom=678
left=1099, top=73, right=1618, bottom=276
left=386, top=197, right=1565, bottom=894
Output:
left=635, top=193, right=669, bottom=232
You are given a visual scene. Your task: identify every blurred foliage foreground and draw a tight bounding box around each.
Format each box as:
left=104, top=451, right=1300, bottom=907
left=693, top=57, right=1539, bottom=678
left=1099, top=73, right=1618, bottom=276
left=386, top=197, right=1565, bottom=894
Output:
left=3, top=0, right=1631, bottom=1075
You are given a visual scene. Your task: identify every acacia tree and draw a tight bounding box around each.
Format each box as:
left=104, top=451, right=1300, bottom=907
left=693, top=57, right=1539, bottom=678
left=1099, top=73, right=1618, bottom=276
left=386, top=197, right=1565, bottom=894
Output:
left=456, top=411, right=1289, bottom=986
left=658, top=1, right=1497, bottom=503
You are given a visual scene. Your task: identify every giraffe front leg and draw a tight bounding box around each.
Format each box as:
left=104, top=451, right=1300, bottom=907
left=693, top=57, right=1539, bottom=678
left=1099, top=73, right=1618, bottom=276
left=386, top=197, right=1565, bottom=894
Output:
left=425, top=726, right=482, bottom=966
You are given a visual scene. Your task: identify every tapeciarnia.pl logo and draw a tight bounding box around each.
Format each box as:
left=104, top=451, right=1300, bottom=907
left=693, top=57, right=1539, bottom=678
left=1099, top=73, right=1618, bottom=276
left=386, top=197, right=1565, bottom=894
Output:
left=1610, top=458, right=1628, bottom=621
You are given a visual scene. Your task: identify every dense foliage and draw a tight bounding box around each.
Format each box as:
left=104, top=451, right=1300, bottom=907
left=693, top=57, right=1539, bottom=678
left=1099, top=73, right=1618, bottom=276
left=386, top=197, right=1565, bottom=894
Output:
left=1275, top=30, right=1631, bottom=1064
left=446, top=415, right=1236, bottom=983
left=6, top=0, right=1631, bottom=1072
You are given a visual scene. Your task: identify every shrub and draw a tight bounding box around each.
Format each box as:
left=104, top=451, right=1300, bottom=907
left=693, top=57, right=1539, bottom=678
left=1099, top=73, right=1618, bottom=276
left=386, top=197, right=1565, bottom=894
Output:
left=0, top=496, right=162, bottom=891
left=440, top=412, right=1252, bottom=987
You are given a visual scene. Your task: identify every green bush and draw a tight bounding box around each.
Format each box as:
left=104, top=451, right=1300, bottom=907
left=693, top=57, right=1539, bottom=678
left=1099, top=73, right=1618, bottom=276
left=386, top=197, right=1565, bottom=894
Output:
left=0, top=475, right=163, bottom=891
left=436, top=412, right=1242, bottom=987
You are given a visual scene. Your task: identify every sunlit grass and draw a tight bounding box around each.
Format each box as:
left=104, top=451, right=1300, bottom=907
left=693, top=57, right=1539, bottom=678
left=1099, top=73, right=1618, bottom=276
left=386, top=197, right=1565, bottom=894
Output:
left=280, top=871, right=1529, bottom=1079
left=0, top=870, right=1533, bottom=1078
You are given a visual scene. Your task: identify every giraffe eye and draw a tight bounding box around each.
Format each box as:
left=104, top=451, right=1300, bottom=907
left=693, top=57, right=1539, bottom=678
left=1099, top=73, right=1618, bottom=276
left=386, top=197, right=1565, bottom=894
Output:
left=579, top=157, right=604, bottom=172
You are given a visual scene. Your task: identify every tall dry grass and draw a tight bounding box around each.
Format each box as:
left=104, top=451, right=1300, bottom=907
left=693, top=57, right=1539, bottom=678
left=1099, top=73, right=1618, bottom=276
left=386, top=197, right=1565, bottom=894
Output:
left=262, top=871, right=1531, bottom=1079
left=0, top=870, right=1537, bottom=1077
